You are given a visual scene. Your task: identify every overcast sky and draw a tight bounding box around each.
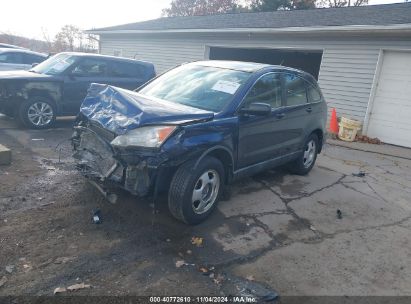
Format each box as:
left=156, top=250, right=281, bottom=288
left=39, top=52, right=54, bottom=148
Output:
left=0, top=0, right=406, bottom=40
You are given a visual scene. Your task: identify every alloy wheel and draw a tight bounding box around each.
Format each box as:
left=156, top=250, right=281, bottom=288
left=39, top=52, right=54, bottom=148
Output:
left=27, top=102, right=54, bottom=127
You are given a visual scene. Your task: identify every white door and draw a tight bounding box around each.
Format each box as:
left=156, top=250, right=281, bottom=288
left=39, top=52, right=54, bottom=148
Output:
left=367, top=51, right=411, bottom=147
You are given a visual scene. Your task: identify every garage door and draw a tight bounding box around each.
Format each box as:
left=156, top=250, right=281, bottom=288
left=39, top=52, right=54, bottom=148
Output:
left=367, top=51, right=411, bottom=147
left=208, top=47, right=323, bottom=80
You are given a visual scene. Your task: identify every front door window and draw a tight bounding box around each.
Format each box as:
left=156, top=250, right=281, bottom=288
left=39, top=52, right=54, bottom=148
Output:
left=243, top=73, right=282, bottom=109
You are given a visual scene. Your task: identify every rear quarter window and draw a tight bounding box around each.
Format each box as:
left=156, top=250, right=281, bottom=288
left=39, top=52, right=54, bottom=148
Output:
left=109, top=61, right=147, bottom=78
left=307, top=84, right=322, bottom=103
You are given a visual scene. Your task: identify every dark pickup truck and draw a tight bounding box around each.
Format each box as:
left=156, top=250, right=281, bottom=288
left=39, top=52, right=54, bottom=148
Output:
left=0, top=52, right=155, bottom=128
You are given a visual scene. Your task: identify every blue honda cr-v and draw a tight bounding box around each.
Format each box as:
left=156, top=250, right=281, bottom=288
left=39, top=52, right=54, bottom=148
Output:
left=72, top=60, right=327, bottom=224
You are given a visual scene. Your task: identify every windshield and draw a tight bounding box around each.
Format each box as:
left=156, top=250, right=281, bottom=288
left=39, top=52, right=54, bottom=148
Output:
left=138, top=64, right=251, bottom=112
left=30, top=53, right=76, bottom=75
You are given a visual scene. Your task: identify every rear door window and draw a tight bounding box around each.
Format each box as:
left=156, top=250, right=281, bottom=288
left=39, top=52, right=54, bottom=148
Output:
left=284, top=73, right=308, bottom=106
left=109, top=61, right=146, bottom=78
left=22, top=54, right=45, bottom=65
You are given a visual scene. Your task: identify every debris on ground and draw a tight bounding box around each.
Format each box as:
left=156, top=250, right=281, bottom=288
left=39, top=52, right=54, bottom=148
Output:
left=23, top=264, right=32, bottom=271
left=260, top=291, right=279, bottom=302
left=175, top=260, right=186, bottom=268
left=309, top=225, right=317, bottom=231
left=31, top=138, right=45, bottom=141
left=5, top=265, right=14, bottom=274
left=355, top=135, right=381, bottom=144
left=54, top=257, right=72, bottom=264
left=352, top=171, right=366, bottom=177
left=337, top=209, right=343, bottom=220
left=67, top=282, right=91, bottom=291
left=0, top=276, right=7, bottom=288
left=53, top=282, right=91, bottom=295
left=227, top=275, right=279, bottom=302
left=53, top=287, right=67, bottom=295
left=191, top=236, right=203, bottom=247
left=92, top=209, right=102, bottom=224
left=186, top=250, right=192, bottom=255
left=199, top=266, right=214, bottom=275
left=213, top=273, right=225, bottom=285
left=246, top=275, right=255, bottom=281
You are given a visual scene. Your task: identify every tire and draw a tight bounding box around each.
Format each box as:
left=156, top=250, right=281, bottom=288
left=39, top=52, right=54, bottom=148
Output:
left=168, top=156, right=224, bottom=225
left=288, top=133, right=319, bottom=175
left=18, top=97, right=56, bottom=129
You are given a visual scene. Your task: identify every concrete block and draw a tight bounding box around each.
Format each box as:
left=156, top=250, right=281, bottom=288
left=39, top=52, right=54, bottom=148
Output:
left=0, top=144, right=11, bottom=165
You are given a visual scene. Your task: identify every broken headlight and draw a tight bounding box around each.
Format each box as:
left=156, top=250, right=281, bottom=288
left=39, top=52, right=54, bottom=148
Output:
left=111, top=126, right=176, bottom=148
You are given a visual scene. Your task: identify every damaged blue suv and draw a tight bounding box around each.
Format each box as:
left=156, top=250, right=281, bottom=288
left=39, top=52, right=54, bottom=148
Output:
left=72, top=61, right=327, bottom=224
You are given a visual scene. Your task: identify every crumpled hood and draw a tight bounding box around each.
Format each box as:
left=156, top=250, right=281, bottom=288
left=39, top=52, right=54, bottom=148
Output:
left=80, top=83, right=215, bottom=134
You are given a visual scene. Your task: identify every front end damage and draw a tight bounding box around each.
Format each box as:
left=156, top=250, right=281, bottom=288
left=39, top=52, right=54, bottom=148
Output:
left=72, top=83, right=215, bottom=199
left=72, top=121, right=158, bottom=198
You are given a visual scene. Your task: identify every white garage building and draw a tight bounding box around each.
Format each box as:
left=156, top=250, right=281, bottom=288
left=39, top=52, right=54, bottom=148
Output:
left=88, top=3, right=411, bottom=147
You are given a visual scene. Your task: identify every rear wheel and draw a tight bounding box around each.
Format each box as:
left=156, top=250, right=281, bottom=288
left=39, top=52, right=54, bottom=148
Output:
left=168, top=156, right=224, bottom=225
left=18, top=97, right=56, bottom=129
left=288, top=134, right=319, bottom=175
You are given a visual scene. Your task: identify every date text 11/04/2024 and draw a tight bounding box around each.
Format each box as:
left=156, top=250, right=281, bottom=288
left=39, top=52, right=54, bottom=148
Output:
left=149, top=296, right=257, bottom=303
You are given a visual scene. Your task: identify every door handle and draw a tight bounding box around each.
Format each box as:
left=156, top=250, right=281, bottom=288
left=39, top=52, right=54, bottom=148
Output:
left=276, top=113, right=285, bottom=119
left=306, top=107, right=313, bottom=113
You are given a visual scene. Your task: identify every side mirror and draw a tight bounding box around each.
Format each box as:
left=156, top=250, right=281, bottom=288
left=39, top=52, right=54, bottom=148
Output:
left=31, top=63, right=38, bottom=68
left=240, top=102, right=272, bottom=116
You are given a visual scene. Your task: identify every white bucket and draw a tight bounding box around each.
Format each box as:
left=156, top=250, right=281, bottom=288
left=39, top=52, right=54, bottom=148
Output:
left=338, top=117, right=362, bottom=142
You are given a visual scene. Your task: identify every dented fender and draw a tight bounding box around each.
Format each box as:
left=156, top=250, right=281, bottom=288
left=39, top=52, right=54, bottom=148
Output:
left=0, top=77, right=63, bottom=114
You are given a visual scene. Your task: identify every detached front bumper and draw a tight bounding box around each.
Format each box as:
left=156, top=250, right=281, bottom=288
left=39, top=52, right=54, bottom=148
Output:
left=72, top=124, right=156, bottom=197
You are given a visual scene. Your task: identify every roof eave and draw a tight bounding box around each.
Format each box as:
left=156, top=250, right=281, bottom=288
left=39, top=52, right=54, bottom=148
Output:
left=86, top=24, right=411, bottom=35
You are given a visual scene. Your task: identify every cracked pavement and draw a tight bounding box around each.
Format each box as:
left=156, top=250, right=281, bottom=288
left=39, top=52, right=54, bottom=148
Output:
left=0, top=115, right=411, bottom=296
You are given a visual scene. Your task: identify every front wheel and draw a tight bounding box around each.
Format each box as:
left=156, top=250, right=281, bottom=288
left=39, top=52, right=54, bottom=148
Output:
left=288, top=134, right=319, bottom=175
left=168, top=156, right=224, bottom=225
left=18, top=97, right=56, bottom=129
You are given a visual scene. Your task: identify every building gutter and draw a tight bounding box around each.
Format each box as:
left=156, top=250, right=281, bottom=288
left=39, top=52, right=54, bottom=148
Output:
left=86, top=24, right=411, bottom=35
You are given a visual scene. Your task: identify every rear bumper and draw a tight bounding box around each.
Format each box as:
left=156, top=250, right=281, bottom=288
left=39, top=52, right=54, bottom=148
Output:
left=72, top=125, right=157, bottom=197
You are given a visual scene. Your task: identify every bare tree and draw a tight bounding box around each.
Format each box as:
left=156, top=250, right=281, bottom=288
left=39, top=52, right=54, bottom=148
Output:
left=54, top=25, right=80, bottom=51
left=162, top=0, right=240, bottom=17
left=52, top=25, right=97, bottom=53
left=41, top=27, right=54, bottom=51
left=246, top=0, right=316, bottom=11
left=318, top=0, right=368, bottom=7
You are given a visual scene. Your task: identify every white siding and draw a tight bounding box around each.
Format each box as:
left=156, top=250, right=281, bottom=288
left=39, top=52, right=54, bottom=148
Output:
left=99, top=32, right=411, bottom=123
